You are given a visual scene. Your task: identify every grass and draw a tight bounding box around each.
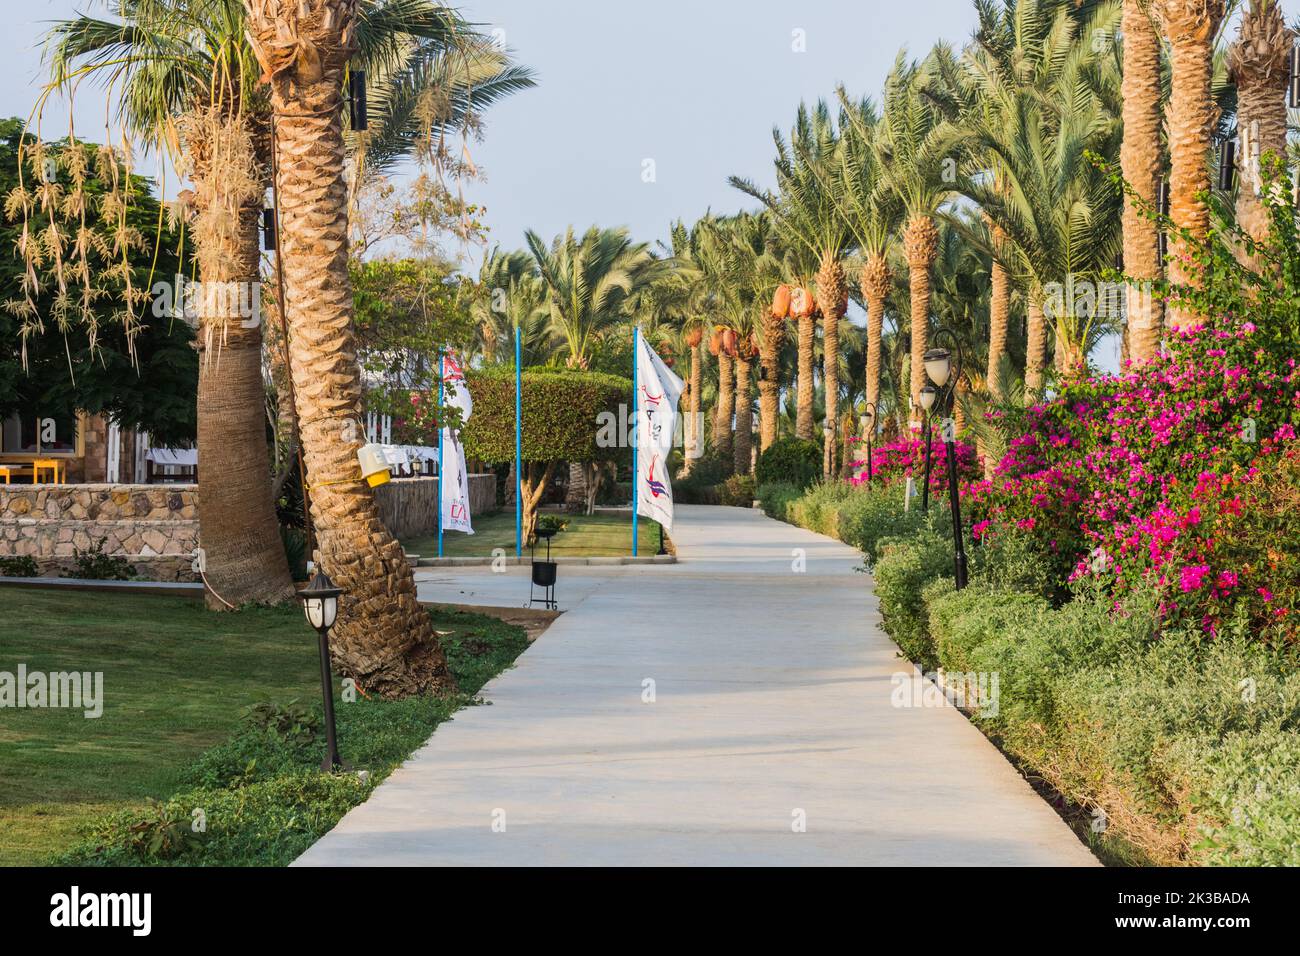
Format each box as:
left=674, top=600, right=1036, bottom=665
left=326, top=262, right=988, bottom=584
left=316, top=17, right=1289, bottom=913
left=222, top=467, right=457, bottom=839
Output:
left=401, top=509, right=667, bottom=558
left=0, top=587, right=529, bottom=866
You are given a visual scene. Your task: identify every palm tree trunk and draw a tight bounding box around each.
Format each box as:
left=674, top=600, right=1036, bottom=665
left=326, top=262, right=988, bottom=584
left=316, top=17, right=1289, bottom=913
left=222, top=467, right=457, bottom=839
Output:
left=244, top=0, right=453, bottom=698
left=861, top=255, right=891, bottom=417
left=681, top=341, right=703, bottom=475
left=186, top=109, right=296, bottom=609
left=987, top=232, right=1010, bottom=404
left=733, top=356, right=753, bottom=475
left=816, top=254, right=846, bottom=477
left=759, top=317, right=783, bottom=451
left=1026, top=292, right=1048, bottom=396
left=904, top=215, right=938, bottom=426
left=1157, top=0, right=1227, bottom=331
left=795, top=312, right=815, bottom=440
left=1122, top=0, right=1167, bottom=363
left=1229, top=0, right=1294, bottom=250
left=565, top=461, right=586, bottom=513
left=714, top=349, right=735, bottom=473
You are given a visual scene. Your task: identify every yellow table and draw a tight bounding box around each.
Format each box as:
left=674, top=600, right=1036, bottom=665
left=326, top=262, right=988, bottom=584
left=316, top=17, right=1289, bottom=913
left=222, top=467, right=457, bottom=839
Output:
left=0, top=465, right=11, bottom=484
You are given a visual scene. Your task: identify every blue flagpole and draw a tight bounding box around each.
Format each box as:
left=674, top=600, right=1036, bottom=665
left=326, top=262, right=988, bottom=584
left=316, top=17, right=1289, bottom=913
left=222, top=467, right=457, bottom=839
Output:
left=437, top=352, right=445, bottom=559
left=514, top=326, right=522, bottom=557
left=632, top=326, right=639, bottom=558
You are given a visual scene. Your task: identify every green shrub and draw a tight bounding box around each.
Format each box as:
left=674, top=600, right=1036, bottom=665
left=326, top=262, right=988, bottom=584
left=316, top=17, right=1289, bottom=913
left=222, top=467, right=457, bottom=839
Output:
left=755, top=438, right=821, bottom=490
left=0, top=555, right=39, bottom=577
left=718, top=474, right=755, bottom=506
left=925, top=584, right=1049, bottom=674
left=976, top=527, right=1062, bottom=604
left=871, top=530, right=954, bottom=668
left=757, top=482, right=801, bottom=521
left=65, top=537, right=136, bottom=581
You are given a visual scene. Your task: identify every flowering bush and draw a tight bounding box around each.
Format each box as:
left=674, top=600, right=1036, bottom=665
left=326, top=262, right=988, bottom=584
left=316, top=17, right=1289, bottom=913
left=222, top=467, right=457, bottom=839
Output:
left=848, top=435, right=979, bottom=491
left=967, top=319, right=1300, bottom=642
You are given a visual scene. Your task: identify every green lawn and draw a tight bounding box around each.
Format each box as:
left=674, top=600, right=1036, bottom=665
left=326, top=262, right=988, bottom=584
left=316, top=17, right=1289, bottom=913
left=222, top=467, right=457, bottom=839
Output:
left=402, top=510, right=669, bottom=558
left=0, top=587, right=528, bottom=866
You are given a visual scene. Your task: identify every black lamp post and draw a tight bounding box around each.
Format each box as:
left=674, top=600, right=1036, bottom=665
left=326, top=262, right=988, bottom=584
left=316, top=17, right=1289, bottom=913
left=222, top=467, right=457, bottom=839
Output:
left=297, top=569, right=347, bottom=771
left=924, top=331, right=969, bottom=590
left=919, top=385, right=938, bottom=510
left=860, top=402, right=876, bottom=486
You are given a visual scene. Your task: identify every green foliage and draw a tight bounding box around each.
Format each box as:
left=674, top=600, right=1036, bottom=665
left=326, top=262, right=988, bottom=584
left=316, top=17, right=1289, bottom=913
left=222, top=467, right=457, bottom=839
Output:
left=65, top=537, right=137, bottom=581
left=757, top=482, right=801, bottom=521
left=279, top=527, right=309, bottom=582
left=58, top=606, right=529, bottom=866
left=462, top=366, right=631, bottom=464
left=871, top=529, right=954, bottom=668
left=755, top=437, right=821, bottom=490
left=536, top=514, right=569, bottom=534
left=718, top=474, right=755, bottom=506
left=0, top=555, right=39, bottom=577
left=0, top=119, right=196, bottom=443
left=767, top=479, right=928, bottom=563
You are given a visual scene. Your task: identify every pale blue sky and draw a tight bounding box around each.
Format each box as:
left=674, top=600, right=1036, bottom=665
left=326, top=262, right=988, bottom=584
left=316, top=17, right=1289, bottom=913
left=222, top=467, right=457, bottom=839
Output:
left=8, top=0, right=989, bottom=250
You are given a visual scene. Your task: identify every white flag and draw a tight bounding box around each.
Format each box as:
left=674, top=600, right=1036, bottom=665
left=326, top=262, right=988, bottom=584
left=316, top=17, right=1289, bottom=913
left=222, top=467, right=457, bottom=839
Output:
left=440, top=353, right=474, bottom=535
left=635, top=334, right=685, bottom=530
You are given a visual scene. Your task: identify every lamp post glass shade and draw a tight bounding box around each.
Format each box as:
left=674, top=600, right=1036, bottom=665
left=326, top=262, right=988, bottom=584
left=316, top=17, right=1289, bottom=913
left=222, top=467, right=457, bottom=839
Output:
left=299, top=569, right=342, bottom=631
left=919, top=385, right=939, bottom=413
left=923, top=348, right=952, bottom=388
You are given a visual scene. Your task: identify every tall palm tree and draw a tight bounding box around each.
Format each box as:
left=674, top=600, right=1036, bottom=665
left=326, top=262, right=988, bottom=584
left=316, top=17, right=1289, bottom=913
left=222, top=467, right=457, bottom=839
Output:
left=243, top=0, right=463, bottom=697
left=731, top=101, right=853, bottom=473
left=48, top=0, right=296, bottom=608
left=525, top=224, right=659, bottom=505
left=661, top=220, right=711, bottom=471
left=701, top=214, right=775, bottom=474
left=1121, top=0, right=1167, bottom=362
left=1155, top=0, right=1227, bottom=330
left=834, top=89, right=904, bottom=444
left=1227, top=0, right=1294, bottom=249
left=875, top=54, right=953, bottom=425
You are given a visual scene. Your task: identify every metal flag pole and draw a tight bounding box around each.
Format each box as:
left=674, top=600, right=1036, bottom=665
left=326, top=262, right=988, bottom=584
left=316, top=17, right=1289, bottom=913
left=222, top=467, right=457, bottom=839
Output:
left=515, top=326, right=523, bottom=558
left=632, top=325, right=639, bottom=558
left=437, top=352, right=445, bottom=559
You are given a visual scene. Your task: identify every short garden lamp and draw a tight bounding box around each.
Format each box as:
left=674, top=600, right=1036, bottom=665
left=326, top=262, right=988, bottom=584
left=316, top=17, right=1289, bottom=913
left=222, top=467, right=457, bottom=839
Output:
left=297, top=569, right=347, bottom=772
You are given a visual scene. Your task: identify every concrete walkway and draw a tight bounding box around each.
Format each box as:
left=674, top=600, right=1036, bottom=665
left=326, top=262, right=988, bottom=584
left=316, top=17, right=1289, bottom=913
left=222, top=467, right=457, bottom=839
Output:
left=296, top=504, right=1096, bottom=866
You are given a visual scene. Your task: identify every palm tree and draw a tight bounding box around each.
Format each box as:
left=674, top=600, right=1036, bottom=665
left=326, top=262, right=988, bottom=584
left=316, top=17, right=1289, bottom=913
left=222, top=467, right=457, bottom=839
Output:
left=700, top=214, right=775, bottom=474
left=1227, top=0, right=1294, bottom=250
left=661, top=220, right=711, bottom=471
left=525, top=224, right=659, bottom=506
left=48, top=0, right=294, bottom=607
left=1154, top=0, right=1227, bottom=330
left=1121, top=0, right=1167, bottom=362
left=243, top=0, right=465, bottom=697
left=472, top=247, right=550, bottom=364
left=875, top=54, right=953, bottom=426
left=731, top=101, right=853, bottom=473
left=834, top=89, right=905, bottom=447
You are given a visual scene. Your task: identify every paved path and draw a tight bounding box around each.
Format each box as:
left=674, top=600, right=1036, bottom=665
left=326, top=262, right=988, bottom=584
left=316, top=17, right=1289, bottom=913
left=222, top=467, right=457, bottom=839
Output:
left=296, top=505, right=1096, bottom=866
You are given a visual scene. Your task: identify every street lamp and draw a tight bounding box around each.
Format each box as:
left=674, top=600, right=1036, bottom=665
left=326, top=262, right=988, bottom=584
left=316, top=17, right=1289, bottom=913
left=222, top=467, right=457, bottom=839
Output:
left=297, top=569, right=347, bottom=772
left=925, top=328, right=969, bottom=590
left=919, top=385, right=938, bottom=510
left=859, top=403, right=876, bottom=485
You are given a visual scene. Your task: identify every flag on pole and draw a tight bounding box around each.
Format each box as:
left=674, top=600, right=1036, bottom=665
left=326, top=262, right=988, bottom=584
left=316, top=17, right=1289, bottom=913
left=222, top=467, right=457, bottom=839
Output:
left=635, top=334, right=685, bottom=531
left=440, top=353, right=474, bottom=535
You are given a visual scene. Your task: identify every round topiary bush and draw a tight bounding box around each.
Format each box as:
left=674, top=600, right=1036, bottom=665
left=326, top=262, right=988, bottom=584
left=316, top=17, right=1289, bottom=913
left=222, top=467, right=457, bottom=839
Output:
left=755, top=437, right=821, bottom=490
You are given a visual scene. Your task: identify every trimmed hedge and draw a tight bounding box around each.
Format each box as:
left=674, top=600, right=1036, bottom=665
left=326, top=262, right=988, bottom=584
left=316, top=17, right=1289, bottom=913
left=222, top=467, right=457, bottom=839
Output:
left=463, top=366, right=631, bottom=464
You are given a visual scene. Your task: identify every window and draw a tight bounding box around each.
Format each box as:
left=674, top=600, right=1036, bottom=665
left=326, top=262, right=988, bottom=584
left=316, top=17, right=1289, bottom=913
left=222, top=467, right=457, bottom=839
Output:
left=1, top=412, right=78, bottom=455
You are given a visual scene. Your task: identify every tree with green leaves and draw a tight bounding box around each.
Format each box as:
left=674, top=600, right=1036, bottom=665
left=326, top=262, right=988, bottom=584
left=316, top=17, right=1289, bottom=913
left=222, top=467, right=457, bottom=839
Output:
left=732, top=100, right=853, bottom=472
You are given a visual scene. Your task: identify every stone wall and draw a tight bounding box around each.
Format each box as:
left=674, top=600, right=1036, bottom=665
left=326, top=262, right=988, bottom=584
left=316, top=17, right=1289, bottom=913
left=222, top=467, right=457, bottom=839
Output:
left=373, top=474, right=496, bottom=540
left=0, top=484, right=198, bottom=581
